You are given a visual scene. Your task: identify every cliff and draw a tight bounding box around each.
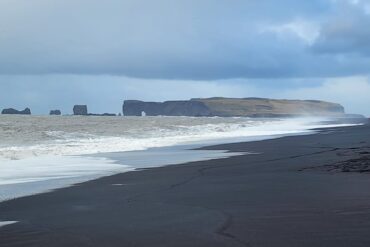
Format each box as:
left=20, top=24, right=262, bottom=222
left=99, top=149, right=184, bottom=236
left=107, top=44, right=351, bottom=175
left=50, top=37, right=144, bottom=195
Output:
left=123, top=100, right=211, bottom=116
left=1, top=108, right=31, bottom=115
left=192, top=97, right=345, bottom=117
left=123, top=97, right=345, bottom=117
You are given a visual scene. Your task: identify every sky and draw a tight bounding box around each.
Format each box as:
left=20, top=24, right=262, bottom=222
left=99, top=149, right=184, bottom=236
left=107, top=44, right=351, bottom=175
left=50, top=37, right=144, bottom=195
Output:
left=0, top=0, right=369, bottom=115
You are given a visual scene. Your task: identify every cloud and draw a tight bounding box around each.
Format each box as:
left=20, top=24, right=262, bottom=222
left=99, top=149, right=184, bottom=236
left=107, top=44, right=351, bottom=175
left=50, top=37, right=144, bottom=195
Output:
left=312, top=0, right=370, bottom=55
left=0, top=1, right=369, bottom=117
left=261, top=20, right=320, bottom=45
left=0, top=0, right=369, bottom=79
left=280, top=76, right=370, bottom=115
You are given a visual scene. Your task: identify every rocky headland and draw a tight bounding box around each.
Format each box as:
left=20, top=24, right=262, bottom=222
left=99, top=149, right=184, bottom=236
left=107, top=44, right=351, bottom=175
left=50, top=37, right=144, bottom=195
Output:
left=0, top=98, right=366, bottom=119
left=123, top=100, right=211, bottom=117
left=123, top=97, right=347, bottom=117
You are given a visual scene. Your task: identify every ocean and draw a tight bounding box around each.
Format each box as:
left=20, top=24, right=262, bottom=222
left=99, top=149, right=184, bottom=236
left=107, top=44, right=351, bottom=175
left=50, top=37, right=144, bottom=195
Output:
left=0, top=115, right=358, bottom=201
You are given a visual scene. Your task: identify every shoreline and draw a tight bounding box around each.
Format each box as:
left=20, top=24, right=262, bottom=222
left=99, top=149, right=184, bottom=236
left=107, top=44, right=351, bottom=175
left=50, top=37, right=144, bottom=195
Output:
left=0, top=143, right=246, bottom=203
left=0, top=120, right=348, bottom=203
left=0, top=120, right=341, bottom=203
left=1, top=124, right=370, bottom=246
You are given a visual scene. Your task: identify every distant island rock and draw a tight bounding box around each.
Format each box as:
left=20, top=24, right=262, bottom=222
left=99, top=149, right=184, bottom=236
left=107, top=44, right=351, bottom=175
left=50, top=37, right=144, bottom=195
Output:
left=1, top=108, right=31, bottom=115
left=123, top=97, right=346, bottom=117
left=73, top=105, right=88, bottom=115
left=50, top=110, right=61, bottom=115
left=72, top=105, right=116, bottom=116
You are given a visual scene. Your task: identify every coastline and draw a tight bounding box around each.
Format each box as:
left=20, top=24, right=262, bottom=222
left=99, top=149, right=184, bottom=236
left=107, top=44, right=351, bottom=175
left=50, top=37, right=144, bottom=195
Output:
left=1, top=116, right=348, bottom=203
left=1, top=124, right=370, bottom=246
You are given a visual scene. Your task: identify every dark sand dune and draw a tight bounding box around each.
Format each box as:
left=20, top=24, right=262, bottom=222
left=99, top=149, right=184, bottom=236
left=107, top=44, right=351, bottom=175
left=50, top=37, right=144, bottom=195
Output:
left=1, top=124, right=370, bottom=247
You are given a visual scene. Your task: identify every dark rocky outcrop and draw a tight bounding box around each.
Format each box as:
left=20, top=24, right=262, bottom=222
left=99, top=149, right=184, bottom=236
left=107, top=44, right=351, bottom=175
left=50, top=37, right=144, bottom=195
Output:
left=50, top=110, right=61, bottom=115
left=1, top=108, right=31, bottom=115
left=88, top=113, right=116, bottom=116
left=123, top=100, right=211, bottom=116
left=123, top=97, right=346, bottom=117
left=73, top=105, right=88, bottom=115
left=72, top=105, right=116, bottom=116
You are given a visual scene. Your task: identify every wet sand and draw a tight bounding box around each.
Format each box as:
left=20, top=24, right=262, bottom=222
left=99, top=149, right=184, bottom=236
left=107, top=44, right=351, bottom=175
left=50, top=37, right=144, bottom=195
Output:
left=1, top=124, right=370, bottom=247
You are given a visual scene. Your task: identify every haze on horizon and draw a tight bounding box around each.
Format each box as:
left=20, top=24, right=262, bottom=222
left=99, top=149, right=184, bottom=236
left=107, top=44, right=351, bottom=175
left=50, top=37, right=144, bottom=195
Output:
left=0, top=0, right=369, bottom=116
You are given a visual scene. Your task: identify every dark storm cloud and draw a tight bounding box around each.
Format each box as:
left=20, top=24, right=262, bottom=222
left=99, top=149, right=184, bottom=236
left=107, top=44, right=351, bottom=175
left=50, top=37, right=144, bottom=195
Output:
left=0, top=0, right=368, bottom=79
left=312, top=0, right=370, bottom=56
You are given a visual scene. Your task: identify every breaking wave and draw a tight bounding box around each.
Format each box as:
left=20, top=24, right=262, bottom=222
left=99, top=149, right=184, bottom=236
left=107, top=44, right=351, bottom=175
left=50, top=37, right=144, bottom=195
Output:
left=0, top=116, right=357, bottom=160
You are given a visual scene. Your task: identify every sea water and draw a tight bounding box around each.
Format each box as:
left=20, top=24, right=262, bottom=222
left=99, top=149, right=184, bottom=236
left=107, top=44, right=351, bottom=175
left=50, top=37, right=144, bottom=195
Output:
left=0, top=115, right=358, bottom=202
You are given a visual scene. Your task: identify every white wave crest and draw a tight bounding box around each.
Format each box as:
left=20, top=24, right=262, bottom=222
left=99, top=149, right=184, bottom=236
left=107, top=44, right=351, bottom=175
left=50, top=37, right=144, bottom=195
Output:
left=0, top=117, right=357, bottom=160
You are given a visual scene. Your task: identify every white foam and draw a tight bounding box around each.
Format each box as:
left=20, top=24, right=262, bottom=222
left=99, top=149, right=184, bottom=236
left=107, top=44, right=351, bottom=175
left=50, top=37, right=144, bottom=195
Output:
left=0, top=221, right=17, bottom=228
left=0, top=156, right=132, bottom=185
left=0, top=148, right=247, bottom=202
left=0, top=156, right=132, bottom=202
left=0, top=117, right=357, bottom=160
left=0, top=117, right=360, bottom=202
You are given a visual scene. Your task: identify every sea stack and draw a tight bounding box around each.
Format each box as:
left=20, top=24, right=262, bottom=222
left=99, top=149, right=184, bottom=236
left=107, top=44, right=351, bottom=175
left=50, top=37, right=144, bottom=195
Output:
left=1, top=108, right=31, bottom=115
left=73, top=105, right=88, bottom=115
left=50, top=110, right=62, bottom=115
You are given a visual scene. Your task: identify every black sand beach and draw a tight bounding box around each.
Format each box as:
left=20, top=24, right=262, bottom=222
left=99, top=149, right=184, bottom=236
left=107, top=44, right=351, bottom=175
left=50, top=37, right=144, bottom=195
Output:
left=1, top=124, right=370, bottom=247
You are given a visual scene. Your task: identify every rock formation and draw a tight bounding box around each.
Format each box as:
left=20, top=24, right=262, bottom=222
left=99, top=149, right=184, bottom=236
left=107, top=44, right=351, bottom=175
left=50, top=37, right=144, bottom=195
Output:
left=123, top=100, right=211, bottom=116
left=123, top=97, right=346, bottom=117
left=193, top=97, right=345, bottom=117
left=1, top=108, right=31, bottom=115
left=72, top=105, right=117, bottom=116
left=73, top=105, right=88, bottom=115
left=50, top=110, right=61, bottom=115
left=88, top=113, right=116, bottom=116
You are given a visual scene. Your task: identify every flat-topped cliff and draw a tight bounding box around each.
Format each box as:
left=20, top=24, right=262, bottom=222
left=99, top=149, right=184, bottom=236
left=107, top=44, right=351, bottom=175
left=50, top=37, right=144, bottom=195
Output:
left=123, top=97, right=346, bottom=117
left=192, top=97, right=345, bottom=117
